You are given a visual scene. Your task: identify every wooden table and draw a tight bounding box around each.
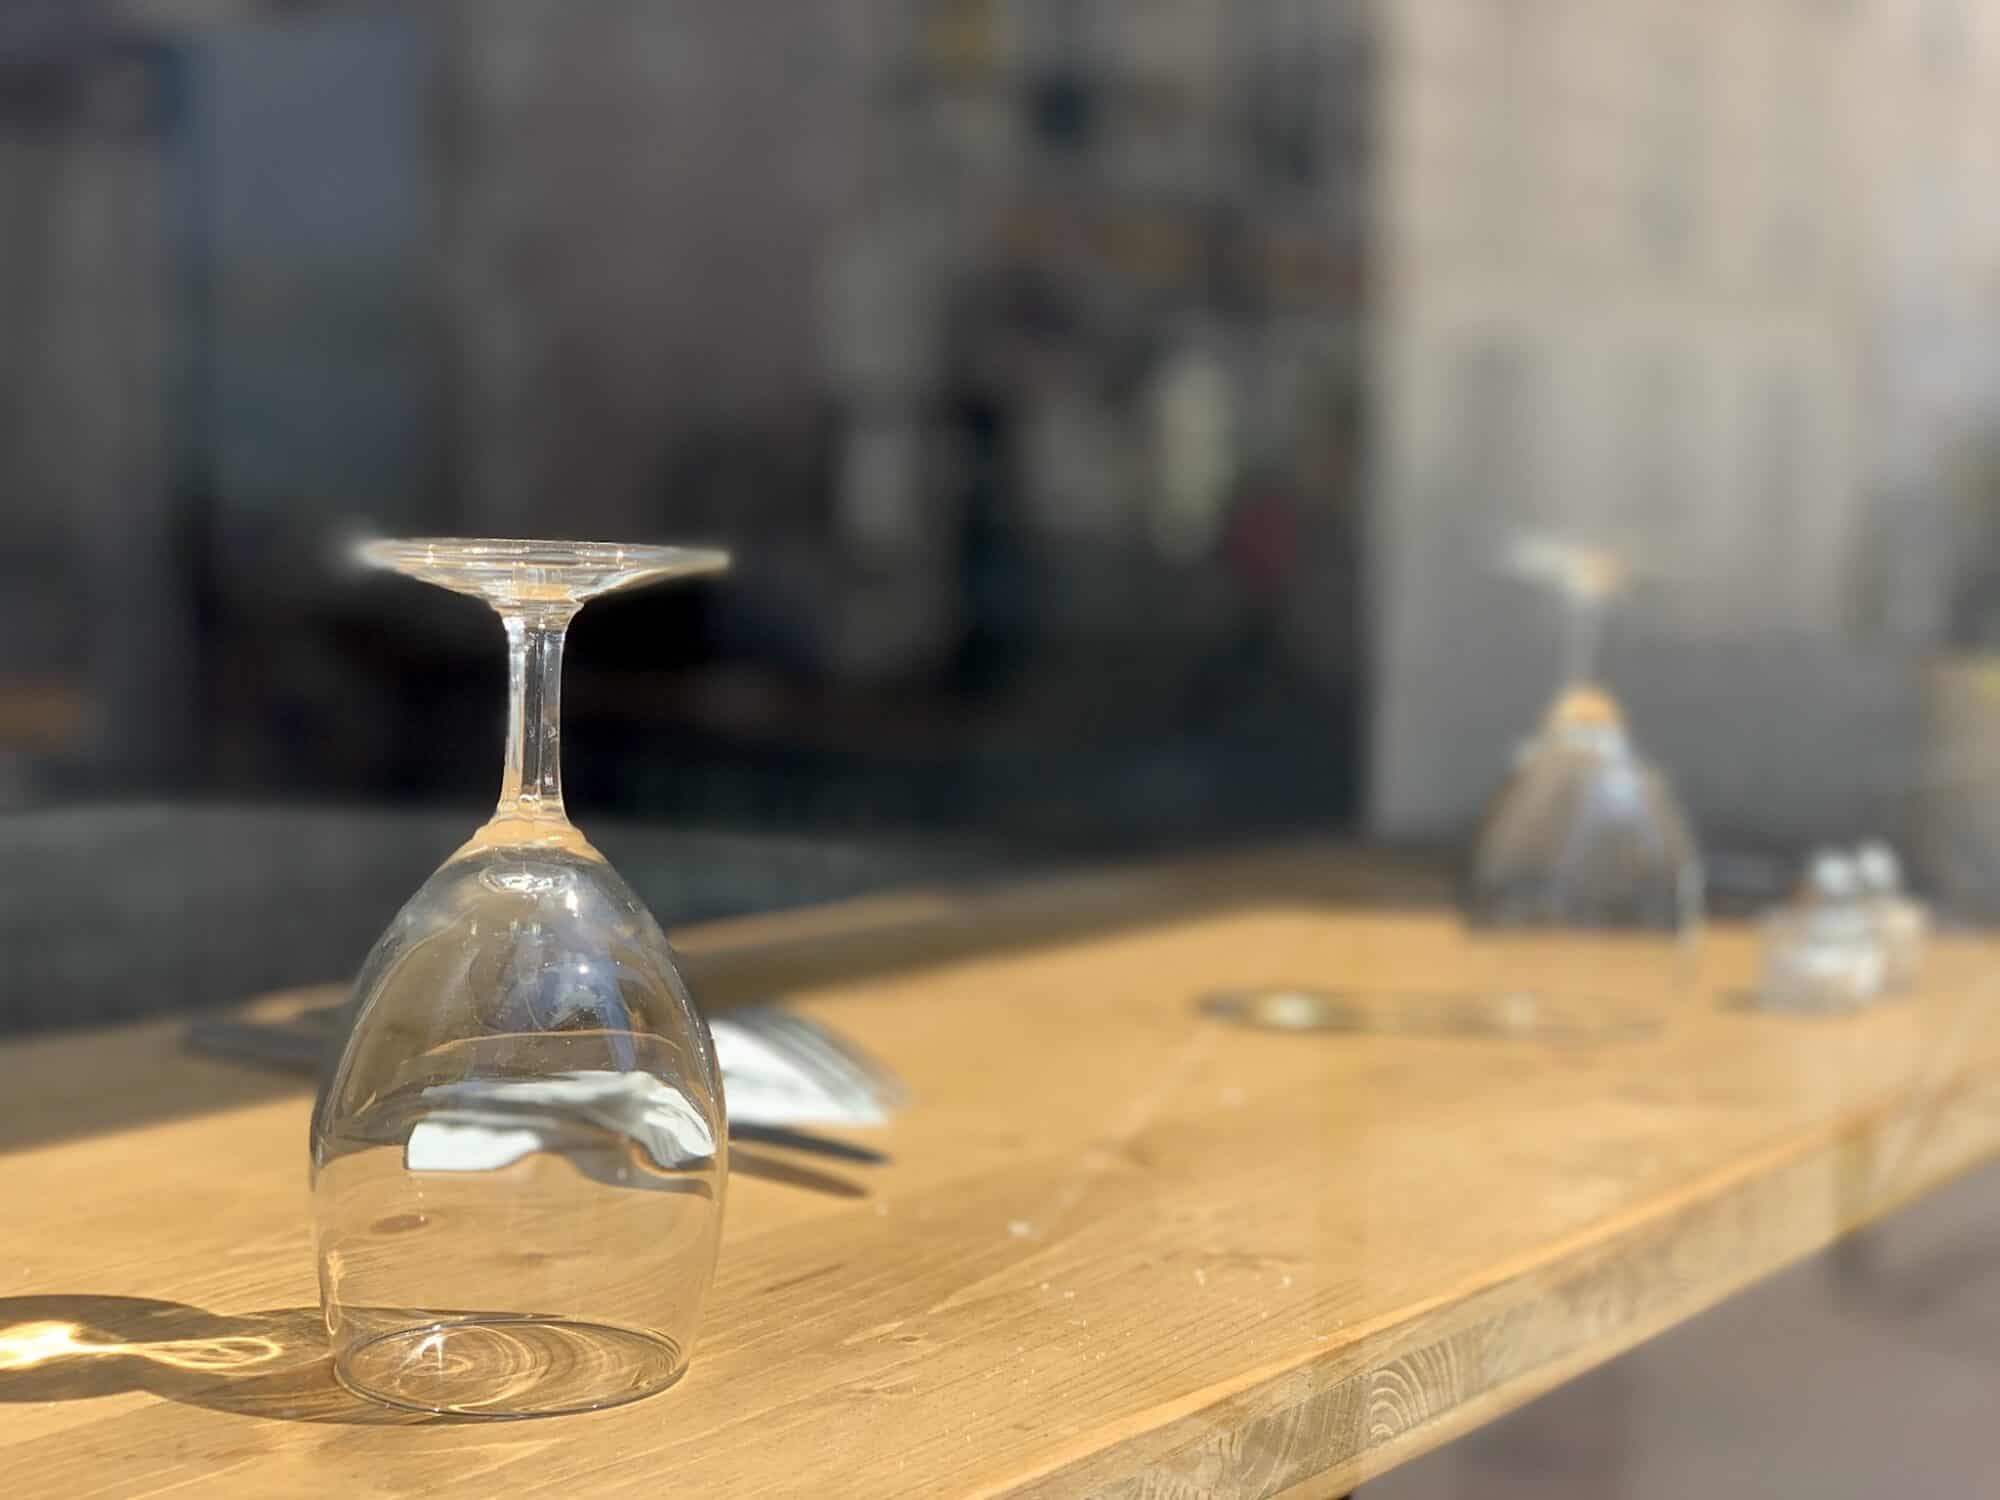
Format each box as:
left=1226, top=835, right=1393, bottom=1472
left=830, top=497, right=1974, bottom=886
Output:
left=4, top=857, right=2000, bottom=1498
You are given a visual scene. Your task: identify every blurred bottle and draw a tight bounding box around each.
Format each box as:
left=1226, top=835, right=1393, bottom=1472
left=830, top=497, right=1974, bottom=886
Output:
left=1855, top=841, right=1928, bottom=993
left=1757, top=851, right=1887, bottom=1013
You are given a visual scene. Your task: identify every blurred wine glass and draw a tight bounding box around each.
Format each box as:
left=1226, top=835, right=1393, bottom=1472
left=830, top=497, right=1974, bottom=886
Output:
left=1459, top=536, right=1703, bottom=1017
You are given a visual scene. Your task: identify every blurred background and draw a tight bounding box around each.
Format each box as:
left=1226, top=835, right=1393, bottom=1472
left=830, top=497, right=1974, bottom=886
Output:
left=15, top=6, right=2000, bottom=1491
left=9, top=0, right=2000, bottom=1024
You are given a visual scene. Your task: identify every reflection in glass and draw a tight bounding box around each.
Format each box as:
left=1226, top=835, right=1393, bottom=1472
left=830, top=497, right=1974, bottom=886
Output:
left=311, top=539, right=730, bottom=1418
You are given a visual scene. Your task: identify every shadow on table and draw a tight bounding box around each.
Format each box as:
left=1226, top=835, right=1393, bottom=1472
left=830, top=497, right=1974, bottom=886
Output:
left=730, top=1146, right=869, bottom=1199
left=0, top=1295, right=438, bottom=1426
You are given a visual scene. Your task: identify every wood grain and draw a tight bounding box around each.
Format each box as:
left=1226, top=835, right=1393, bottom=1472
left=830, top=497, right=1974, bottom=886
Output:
left=2, top=885, right=1998, bottom=1499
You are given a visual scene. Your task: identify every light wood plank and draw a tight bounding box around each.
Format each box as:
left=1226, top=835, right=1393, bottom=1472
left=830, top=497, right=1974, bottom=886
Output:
left=1, top=891, right=1997, bottom=1499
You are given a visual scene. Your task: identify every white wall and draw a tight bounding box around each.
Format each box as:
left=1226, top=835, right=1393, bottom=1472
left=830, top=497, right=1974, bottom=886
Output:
left=1366, top=0, right=1938, bottom=844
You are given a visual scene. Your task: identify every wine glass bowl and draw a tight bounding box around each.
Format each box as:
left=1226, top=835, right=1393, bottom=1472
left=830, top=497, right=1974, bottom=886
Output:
left=1467, top=685, right=1700, bottom=935
left=311, top=538, right=730, bottom=1418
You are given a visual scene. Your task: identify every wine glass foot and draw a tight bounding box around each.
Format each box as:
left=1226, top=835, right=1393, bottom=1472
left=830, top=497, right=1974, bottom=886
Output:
left=352, top=537, right=728, bottom=608
left=335, top=1318, right=686, bottom=1418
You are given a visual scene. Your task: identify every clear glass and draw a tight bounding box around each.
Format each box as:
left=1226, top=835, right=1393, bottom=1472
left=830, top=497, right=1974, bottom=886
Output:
left=1757, top=851, right=1890, bottom=1013
left=1459, top=539, right=1703, bottom=1018
left=311, top=538, right=731, bottom=1418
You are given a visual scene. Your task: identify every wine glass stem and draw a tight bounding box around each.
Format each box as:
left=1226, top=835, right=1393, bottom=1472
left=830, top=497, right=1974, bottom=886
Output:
left=498, top=610, right=573, bottom=822
left=1561, top=592, right=1603, bottom=688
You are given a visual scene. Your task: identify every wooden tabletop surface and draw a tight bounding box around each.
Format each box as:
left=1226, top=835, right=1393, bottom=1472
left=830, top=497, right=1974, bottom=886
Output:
left=4, top=857, right=2000, bottom=1499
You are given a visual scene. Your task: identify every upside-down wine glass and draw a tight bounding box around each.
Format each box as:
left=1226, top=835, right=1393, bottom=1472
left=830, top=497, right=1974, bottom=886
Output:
left=1460, top=535, right=1703, bottom=1022
left=1205, top=538, right=1701, bottom=1043
left=311, top=538, right=730, bottom=1417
